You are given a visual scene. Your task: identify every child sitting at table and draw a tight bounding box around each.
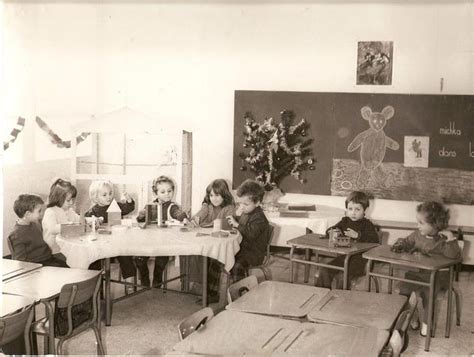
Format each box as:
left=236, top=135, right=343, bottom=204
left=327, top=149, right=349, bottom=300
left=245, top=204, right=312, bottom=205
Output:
left=315, top=191, right=379, bottom=289
left=136, top=175, right=188, bottom=287
left=42, top=178, right=80, bottom=262
left=85, top=180, right=136, bottom=286
left=8, top=194, right=68, bottom=267
left=226, top=179, right=270, bottom=282
left=189, top=178, right=236, bottom=302
left=395, top=201, right=461, bottom=337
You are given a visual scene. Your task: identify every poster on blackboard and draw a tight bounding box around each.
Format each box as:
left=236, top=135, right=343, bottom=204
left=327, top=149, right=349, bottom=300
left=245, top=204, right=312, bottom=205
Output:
left=404, top=136, right=429, bottom=168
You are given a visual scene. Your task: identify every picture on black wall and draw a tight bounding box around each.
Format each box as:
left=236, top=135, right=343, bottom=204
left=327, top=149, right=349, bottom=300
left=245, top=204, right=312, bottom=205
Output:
left=356, top=41, right=393, bottom=85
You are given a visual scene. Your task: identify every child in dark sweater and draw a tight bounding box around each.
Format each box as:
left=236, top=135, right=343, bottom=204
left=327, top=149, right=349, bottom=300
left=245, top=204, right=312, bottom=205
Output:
left=226, top=179, right=270, bottom=282
left=315, top=191, right=379, bottom=289
left=8, top=194, right=68, bottom=267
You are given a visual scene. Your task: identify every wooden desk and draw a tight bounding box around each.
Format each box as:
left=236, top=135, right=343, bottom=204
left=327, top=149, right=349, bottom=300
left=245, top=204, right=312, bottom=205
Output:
left=1, top=293, right=35, bottom=317
left=2, top=259, right=42, bottom=281
left=172, top=310, right=388, bottom=356
left=288, top=234, right=379, bottom=289
left=363, top=245, right=462, bottom=352
left=226, top=280, right=329, bottom=318
left=57, top=226, right=241, bottom=326
left=2, top=266, right=100, bottom=354
left=307, top=289, right=407, bottom=330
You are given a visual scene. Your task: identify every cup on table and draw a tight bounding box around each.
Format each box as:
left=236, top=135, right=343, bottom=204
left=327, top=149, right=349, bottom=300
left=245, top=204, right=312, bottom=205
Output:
left=213, top=218, right=222, bottom=232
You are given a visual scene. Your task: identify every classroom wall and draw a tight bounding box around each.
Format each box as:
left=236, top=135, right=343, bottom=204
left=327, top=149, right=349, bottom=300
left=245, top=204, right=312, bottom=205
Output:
left=2, top=1, right=473, bottom=256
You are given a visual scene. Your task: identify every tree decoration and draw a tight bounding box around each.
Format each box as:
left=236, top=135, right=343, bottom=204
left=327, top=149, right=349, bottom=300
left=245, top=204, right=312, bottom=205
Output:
left=239, top=110, right=314, bottom=191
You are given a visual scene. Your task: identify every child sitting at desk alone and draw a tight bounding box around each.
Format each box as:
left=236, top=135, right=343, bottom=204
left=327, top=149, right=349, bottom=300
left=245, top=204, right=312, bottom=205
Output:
left=8, top=194, right=68, bottom=267
left=226, top=179, right=270, bottom=282
left=395, top=201, right=461, bottom=337
left=315, top=191, right=379, bottom=289
left=42, top=178, right=80, bottom=262
left=85, top=180, right=136, bottom=285
left=136, top=175, right=188, bottom=288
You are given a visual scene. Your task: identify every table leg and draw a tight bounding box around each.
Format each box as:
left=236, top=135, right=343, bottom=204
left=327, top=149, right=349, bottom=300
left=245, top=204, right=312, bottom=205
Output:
left=202, top=256, right=208, bottom=307
left=365, top=260, right=372, bottom=292
left=445, top=266, right=454, bottom=338
left=304, top=249, right=311, bottom=283
left=343, top=255, right=350, bottom=290
left=184, top=256, right=190, bottom=293
left=388, top=265, right=394, bottom=294
left=105, top=258, right=112, bottom=326
left=43, top=300, right=56, bottom=354
left=425, top=271, right=436, bottom=351
left=289, top=246, right=295, bottom=283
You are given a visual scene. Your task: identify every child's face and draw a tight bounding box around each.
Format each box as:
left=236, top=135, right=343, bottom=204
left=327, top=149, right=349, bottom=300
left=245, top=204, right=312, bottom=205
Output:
left=346, top=201, right=365, bottom=221
left=209, top=190, right=224, bottom=207
left=26, top=204, right=44, bottom=223
left=61, top=193, right=75, bottom=211
left=416, top=212, right=437, bottom=236
left=97, top=186, right=114, bottom=206
left=237, top=195, right=259, bottom=214
left=156, top=182, right=174, bottom=203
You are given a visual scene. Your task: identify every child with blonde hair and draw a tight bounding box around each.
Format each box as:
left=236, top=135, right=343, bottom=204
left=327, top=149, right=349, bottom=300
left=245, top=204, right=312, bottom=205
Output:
left=85, top=180, right=136, bottom=282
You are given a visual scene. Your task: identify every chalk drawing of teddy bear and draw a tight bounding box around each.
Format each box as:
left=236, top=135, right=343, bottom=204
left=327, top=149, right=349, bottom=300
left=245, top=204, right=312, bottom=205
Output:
left=347, top=105, right=399, bottom=188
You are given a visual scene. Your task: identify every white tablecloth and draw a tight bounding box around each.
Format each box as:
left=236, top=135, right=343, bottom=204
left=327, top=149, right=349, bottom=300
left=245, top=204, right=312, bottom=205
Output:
left=57, top=226, right=241, bottom=272
left=265, top=205, right=344, bottom=247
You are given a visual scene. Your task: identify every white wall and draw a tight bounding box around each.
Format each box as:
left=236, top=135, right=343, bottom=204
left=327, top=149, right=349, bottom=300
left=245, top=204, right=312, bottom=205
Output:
left=2, top=1, right=473, bottom=255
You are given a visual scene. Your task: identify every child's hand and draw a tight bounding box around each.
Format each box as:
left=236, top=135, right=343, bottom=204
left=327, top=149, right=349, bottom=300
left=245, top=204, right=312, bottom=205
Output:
left=121, top=192, right=132, bottom=203
left=183, top=218, right=190, bottom=225
left=235, top=206, right=244, bottom=217
left=137, top=209, right=146, bottom=219
left=344, top=228, right=359, bottom=239
left=440, top=230, right=456, bottom=242
left=226, top=216, right=238, bottom=228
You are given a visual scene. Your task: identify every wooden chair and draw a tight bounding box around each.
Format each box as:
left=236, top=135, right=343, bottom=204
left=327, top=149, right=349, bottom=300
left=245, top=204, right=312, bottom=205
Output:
left=248, top=225, right=275, bottom=280
left=227, top=275, right=258, bottom=303
left=0, top=303, right=35, bottom=355
left=177, top=307, right=214, bottom=340
left=31, top=273, right=105, bottom=355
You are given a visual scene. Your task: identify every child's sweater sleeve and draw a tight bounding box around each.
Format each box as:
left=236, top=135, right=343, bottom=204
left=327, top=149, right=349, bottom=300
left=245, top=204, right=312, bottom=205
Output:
left=118, top=200, right=135, bottom=216
left=9, top=231, right=27, bottom=261
left=170, top=204, right=188, bottom=222
left=192, top=203, right=210, bottom=223
left=440, top=239, right=462, bottom=259
left=360, top=220, right=380, bottom=243
left=217, top=205, right=236, bottom=220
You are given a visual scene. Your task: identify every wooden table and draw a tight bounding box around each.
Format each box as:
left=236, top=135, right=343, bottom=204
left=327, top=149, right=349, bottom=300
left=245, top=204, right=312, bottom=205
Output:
left=2, top=266, right=100, bottom=354
left=363, top=245, right=462, bottom=352
left=288, top=234, right=379, bottom=289
left=172, top=310, right=388, bottom=356
left=57, top=225, right=242, bottom=326
left=1, top=293, right=35, bottom=317
left=307, top=289, right=407, bottom=330
left=226, top=280, right=329, bottom=318
left=2, top=259, right=42, bottom=281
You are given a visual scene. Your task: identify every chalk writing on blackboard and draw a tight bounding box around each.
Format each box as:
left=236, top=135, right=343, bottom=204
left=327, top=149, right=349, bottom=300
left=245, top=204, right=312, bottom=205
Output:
left=439, top=122, right=462, bottom=136
left=347, top=106, right=399, bottom=188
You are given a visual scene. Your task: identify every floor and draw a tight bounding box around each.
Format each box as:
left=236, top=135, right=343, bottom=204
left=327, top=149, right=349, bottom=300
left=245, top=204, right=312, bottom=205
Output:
left=53, top=254, right=474, bottom=355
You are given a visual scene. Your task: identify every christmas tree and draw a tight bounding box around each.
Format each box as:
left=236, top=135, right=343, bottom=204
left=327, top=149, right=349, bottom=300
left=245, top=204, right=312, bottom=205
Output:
left=239, top=110, right=314, bottom=191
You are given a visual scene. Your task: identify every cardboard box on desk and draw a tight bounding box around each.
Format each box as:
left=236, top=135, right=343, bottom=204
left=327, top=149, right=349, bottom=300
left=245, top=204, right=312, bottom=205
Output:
left=107, top=199, right=122, bottom=226
left=60, top=223, right=85, bottom=238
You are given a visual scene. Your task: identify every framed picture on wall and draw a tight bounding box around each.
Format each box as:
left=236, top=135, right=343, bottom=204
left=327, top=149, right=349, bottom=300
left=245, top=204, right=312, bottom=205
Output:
left=404, top=136, right=429, bottom=168
left=356, top=41, right=393, bottom=85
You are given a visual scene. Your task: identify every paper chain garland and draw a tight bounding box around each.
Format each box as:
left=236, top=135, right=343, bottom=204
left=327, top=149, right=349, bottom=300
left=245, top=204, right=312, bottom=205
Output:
left=3, top=117, right=91, bottom=150
left=35, top=116, right=90, bottom=148
left=239, top=110, right=314, bottom=190
left=3, top=117, right=26, bottom=151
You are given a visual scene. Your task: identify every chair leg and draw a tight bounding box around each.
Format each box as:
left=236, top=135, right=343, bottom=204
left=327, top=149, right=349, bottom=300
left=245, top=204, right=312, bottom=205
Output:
left=373, top=277, right=380, bottom=293
left=57, top=338, right=65, bottom=355
left=43, top=335, right=50, bottom=354
left=454, top=289, right=461, bottom=326
left=93, top=326, right=106, bottom=355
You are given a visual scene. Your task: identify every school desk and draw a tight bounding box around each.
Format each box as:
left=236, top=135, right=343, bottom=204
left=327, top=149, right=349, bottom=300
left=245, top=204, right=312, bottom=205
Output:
left=307, top=289, right=407, bottom=330
left=264, top=205, right=344, bottom=247
left=57, top=225, right=242, bottom=326
left=363, top=245, right=462, bottom=352
left=2, top=259, right=42, bottom=281
left=1, top=293, right=35, bottom=317
left=2, top=266, right=100, bottom=354
left=226, top=280, right=329, bottom=318
left=371, top=219, right=474, bottom=236
left=288, top=234, right=379, bottom=289
left=172, top=310, right=388, bottom=356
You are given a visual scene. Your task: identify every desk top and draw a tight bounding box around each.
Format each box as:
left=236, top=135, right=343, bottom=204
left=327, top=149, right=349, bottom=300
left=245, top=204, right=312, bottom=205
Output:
left=173, top=310, right=387, bottom=356
left=288, top=234, right=379, bottom=255
left=226, top=281, right=329, bottom=317
left=2, top=266, right=99, bottom=300
left=307, top=289, right=407, bottom=330
left=2, top=259, right=43, bottom=281
left=57, top=226, right=241, bottom=271
left=1, top=293, right=35, bottom=317
left=363, top=244, right=462, bottom=270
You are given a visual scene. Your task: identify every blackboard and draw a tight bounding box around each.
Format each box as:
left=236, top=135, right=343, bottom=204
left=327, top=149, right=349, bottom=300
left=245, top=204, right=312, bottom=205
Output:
left=233, top=91, right=474, bottom=204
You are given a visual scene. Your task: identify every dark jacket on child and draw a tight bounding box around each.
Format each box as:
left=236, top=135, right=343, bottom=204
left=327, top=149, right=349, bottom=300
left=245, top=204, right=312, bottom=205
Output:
left=328, top=216, right=379, bottom=243
left=136, top=199, right=187, bottom=223
left=85, top=200, right=135, bottom=223
left=8, top=222, right=52, bottom=263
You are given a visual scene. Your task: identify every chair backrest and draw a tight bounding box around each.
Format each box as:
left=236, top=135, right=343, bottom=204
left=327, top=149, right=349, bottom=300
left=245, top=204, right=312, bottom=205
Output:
left=387, top=295, right=417, bottom=356
left=0, top=303, right=35, bottom=355
left=177, top=307, right=214, bottom=340
left=55, top=273, right=101, bottom=337
left=227, top=275, right=258, bottom=303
